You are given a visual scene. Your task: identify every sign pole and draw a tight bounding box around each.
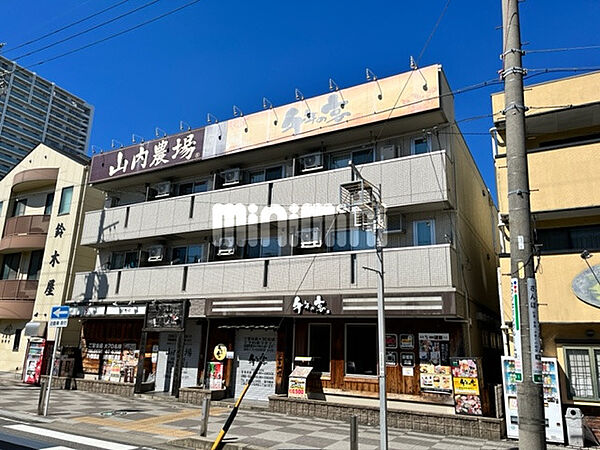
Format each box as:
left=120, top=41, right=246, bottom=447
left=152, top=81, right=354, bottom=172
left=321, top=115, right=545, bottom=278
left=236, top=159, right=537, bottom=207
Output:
left=43, top=326, right=62, bottom=417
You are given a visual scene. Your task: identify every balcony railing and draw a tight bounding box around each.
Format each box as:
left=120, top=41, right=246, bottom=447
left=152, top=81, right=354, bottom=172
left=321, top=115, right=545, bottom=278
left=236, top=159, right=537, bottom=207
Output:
left=0, top=279, right=38, bottom=301
left=3, top=215, right=50, bottom=238
left=71, top=244, right=456, bottom=305
left=80, top=151, right=453, bottom=246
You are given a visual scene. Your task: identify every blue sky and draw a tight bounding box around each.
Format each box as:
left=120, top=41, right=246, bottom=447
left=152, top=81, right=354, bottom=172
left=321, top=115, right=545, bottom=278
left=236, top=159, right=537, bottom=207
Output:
left=2, top=0, right=599, bottom=201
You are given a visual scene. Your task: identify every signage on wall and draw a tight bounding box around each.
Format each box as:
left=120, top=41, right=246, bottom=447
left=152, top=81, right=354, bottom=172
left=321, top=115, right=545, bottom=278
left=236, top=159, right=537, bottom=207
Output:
left=385, top=351, right=398, bottom=367
left=45, top=222, right=66, bottom=298
left=146, top=302, right=184, bottom=329
left=214, top=344, right=227, bottom=361
left=385, top=334, right=397, bottom=349
left=400, top=352, right=415, bottom=368
left=572, top=263, right=600, bottom=309
left=418, top=333, right=450, bottom=365
left=399, top=334, right=414, bottom=349
left=89, top=66, right=441, bottom=184
left=292, top=295, right=331, bottom=315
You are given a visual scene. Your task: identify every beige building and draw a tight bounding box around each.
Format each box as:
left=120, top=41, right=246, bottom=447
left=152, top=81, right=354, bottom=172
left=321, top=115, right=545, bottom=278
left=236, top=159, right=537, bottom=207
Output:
left=493, top=71, right=600, bottom=434
left=0, top=143, right=103, bottom=379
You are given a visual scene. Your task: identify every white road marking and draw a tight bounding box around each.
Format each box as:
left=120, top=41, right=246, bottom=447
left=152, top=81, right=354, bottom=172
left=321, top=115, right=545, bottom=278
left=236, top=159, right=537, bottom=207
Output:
left=5, top=424, right=138, bottom=450
left=43, top=447, right=76, bottom=450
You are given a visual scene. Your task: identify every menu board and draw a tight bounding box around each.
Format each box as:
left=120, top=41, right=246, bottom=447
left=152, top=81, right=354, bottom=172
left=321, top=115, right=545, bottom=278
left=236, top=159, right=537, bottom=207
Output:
left=451, top=357, right=482, bottom=416
left=502, top=356, right=564, bottom=443
left=82, top=342, right=104, bottom=376
left=418, top=333, right=450, bottom=365
left=419, top=364, right=452, bottom=393
left=101, top=343, right=123, bottom=382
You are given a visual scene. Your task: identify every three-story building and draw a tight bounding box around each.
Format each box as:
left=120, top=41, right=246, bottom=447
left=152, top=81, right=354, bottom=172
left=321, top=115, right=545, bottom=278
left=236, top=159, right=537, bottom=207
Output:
left=70, top=65, right=500, bottom=412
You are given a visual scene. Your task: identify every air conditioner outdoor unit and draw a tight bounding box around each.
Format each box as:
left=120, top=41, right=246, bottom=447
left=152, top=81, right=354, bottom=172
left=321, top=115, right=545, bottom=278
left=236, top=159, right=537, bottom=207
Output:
left=380, top=144, right=397, bottom=160
left=154, top=181, right=172, bottom=198
left=147, top=245, right=165, bottom=262
left=221, top=168, right=241, bottom=186
left=217, top=236, right=236, bottom=256
left=299, top=152, right=324, bottom=172
left=300, top=227, right=322, bottom=248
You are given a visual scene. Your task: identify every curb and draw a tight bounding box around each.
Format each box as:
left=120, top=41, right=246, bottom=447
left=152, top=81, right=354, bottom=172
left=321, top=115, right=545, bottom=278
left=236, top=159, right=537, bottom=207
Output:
left=161, top=437, right=267, bottom=450
left=0, top=409, right=52, bottom=424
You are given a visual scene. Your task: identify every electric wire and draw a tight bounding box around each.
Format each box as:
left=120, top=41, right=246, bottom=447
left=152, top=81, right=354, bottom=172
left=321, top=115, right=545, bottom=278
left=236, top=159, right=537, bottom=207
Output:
left=13, top=0, right=162, bottom=62
left=25, top=0, right=202, bottom=69
left=2, top=0, right=130, bottom=54
left=525, top=45, right=600, bottom=54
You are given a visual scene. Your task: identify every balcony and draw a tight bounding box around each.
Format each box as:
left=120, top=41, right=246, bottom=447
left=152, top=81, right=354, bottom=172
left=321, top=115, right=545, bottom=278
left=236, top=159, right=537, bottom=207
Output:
left=71, top=244, right=458, bottom=316
left=0, top=215, right=50, bottom=253
left=80, top=151, right=454, bottom=247
left=0, top=279, right=38, bottom=319
left=12, top=168, right=59, bottom=193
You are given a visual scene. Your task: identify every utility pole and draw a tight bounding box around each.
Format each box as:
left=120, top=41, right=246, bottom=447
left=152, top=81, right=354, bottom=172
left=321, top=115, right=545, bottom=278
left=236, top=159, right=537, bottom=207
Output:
left=341, top=165, right=387, bottom=449
left=501, top=1, right=546, bottom=449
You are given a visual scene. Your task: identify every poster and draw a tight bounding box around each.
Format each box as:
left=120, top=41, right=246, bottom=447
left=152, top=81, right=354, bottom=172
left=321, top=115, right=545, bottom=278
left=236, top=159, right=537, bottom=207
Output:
left=451, top=357, right=483, bottom=415
left=418, top=333, right=449, bottom=365
left=234, top=329, right=276, bottom=400
left=209, top=361, right=224, bottom=390
left=501, top=356, right=564, bottom=443
left=419, top=364, right=452, bottom=393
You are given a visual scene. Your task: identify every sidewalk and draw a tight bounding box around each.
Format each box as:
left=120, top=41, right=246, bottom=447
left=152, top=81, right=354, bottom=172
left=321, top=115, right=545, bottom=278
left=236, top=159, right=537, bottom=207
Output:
left=0, top=372, right=556, bottom=449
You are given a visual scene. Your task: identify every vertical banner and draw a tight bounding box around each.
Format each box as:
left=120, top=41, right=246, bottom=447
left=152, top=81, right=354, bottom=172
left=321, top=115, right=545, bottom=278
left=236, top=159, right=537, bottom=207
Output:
left=527, top=278, right=543, bottom=383
left=510, top=278, right=523, bottom=382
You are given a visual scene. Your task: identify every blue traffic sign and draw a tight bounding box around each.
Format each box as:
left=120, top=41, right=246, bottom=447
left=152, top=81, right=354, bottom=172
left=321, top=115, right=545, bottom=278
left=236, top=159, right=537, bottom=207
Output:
left=50, top=305, right=69, bottom=320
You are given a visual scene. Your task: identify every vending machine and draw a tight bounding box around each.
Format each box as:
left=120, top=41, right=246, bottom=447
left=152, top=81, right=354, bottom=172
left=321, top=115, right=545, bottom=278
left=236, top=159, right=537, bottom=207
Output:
left=23, top=338, right=53, bottom=384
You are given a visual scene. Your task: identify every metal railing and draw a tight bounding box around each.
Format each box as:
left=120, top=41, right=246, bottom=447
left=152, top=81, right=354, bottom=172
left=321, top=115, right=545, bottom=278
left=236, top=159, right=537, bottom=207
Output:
left=3, top=214, right=50, bottom=238
left=0, top=279, right=38, bottom=300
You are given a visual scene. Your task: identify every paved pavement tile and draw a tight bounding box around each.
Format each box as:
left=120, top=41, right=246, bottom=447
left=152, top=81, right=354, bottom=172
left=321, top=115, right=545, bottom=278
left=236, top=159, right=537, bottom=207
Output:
left=286, top=434, right=340, bottom=448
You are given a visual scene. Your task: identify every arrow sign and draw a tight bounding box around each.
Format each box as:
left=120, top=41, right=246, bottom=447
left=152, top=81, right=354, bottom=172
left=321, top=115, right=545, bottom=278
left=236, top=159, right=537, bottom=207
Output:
left=49, top=305, right=69, bottom=328
left=50, top=305, right=69, bottom=319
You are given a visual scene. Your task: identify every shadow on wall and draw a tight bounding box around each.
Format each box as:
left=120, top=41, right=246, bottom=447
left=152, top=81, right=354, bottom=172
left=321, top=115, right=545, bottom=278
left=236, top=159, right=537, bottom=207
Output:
left=83, top=271, right=108, bottom=300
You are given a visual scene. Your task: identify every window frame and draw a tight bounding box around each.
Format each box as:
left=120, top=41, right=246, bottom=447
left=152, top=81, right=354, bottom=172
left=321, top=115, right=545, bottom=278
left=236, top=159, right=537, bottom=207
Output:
left=12, top=198, right=27, bottom=217
left=413, top=219, right=436, bottom=246
left=344, top=323, right=378, bottom=377
left=411, top=135, right=431, bottom=155
left=58, top=186, right=74, bottom=215
left=44, top=192, right=54, bottom=215
left=308, top=323, right=332, bottom=374
left=12, top=329, right=22, bottom=352
left=564, top=345, right=600, bottom=401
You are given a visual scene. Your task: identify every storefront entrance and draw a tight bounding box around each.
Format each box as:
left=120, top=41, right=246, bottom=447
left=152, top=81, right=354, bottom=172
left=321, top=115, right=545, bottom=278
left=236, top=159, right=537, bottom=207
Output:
left=234, top=328, right=276, bottom=401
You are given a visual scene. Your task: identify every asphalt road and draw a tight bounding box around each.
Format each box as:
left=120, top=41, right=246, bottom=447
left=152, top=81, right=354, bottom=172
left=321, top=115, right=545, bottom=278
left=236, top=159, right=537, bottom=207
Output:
left=0, top=417, right=146, bottom=450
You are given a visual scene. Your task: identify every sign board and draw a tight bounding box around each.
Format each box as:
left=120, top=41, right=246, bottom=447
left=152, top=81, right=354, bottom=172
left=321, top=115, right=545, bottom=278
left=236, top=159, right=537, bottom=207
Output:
left=49, top=305, right=69, bottom=328
left=399, top=334, right=414, bottom=349
left=418, top=333, right=450, bottom=365
left=288, top=366, right=313, bottom=399
left=385, top=334, right=397, bottom=349
left=400, top=352, right=415, bottom=367
left=234, top=329, right=276, bottom=401
left=214, top=344, right=227, bottom=361
left=419, top=364, right=452, bottom=394
left=527, top=278, right=543, bottom=383
left=510, top=278, right=523, bottom=382
left=451, top=357, right=483, bottom=416
left=385, top=351, right=398, bottom=367
left=502, top=356, right=564, bottom=443
left=208, top=362, right=224, bottom=390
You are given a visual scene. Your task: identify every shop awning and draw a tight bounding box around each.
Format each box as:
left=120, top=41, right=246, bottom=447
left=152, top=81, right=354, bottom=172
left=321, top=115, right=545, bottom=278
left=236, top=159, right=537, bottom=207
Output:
left=24, top=321, right=46, bottom=337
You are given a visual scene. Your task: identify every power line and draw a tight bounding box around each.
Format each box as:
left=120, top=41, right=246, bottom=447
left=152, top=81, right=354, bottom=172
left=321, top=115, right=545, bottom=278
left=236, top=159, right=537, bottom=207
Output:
left=528, top=66, right=600, bottom=74
left=13, top=0, right=162, bottom=62
left=26, top=0, right=202, bottom=69
left=2, top=0, right=130, bottom=54
left=525, top=45, right=600, bottom=54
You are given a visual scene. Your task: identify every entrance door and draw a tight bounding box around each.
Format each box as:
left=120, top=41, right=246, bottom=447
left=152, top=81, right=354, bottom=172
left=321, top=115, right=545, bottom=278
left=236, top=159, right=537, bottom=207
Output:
left=234, top=329, right=277, bottom=401
left=181, top=322, right=202, bottom=389
left=155, top=332, right=177, bottom=392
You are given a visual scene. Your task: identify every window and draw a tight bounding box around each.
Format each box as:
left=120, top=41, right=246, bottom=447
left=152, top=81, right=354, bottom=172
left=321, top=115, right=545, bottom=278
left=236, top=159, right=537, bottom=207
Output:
left=1, top=253, right=21, bottom=280
left=58, top=186, right=73, bottom=215
left=537, top=225, right=600, bottom=253
left=178, top=183, right=194, bottom=196
left=331, top=153, right=350, bottom=169
left=193, top=181, right=209, bottom=193
left=309, top=324, right=331, bottom=373
left=110, top=251, right=138, bottom=270
left=12, top=329, right=22, bottom=352
left=565, top=347, right=600, bottom=400
left=330, top=229, right=375, bottom=252
left=411, top=136, right=430, bottom=155
left=172, top=247, right=187, bottom=265
left=44, top=192, right=54, bottom=215
left=249, top=171, right=265, bottom=184
left=351, top=148, right=374, bottom=165
left=414, top=220, right=435, bottom=246
left=249, top=166, right=284, bottom=184
left=330, top=148, right=374, bottom=170
left=260, top=237, right=280, bottom=257
left=0, top=201, right=3, bottom=217
left=186, top=245, right=203, bottom=263
left=12, top=198, right=27, bottom=217
left=345, top=324, right=377, bottom=376
left=27, top=250, right=43, bottom=280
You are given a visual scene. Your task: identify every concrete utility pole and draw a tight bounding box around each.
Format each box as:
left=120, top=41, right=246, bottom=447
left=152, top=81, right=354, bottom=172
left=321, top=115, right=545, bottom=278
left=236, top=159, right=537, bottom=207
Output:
left=501, top=1, right=546, bottom=449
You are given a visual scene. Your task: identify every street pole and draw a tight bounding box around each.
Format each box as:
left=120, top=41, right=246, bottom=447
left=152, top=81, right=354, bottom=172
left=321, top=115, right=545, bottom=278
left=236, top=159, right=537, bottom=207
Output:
left=501, top=1, right=546, bottom=448
left=374, top=200, right=388, bottom=450
left=43, top=326, right=62, bottom=417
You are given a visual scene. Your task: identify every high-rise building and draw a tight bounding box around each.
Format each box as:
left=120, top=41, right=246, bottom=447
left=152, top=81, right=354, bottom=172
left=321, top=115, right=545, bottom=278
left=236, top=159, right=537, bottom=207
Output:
left=0, top=55, right=94, bottom=178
